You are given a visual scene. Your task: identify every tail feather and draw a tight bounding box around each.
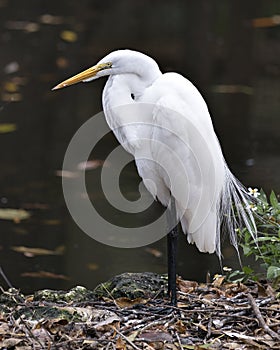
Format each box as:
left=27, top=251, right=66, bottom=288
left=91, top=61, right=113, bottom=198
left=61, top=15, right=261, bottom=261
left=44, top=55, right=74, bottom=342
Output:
left=216, top=165, right=257, bottom=258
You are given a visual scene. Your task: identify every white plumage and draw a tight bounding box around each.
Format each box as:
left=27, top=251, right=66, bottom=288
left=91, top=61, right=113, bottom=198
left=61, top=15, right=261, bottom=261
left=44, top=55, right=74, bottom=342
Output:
left=53, top=49, right=257, bottom=256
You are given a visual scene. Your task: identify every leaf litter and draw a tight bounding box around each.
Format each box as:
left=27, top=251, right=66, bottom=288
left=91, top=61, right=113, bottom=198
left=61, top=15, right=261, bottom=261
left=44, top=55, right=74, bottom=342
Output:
left=0, top=272, right=279, bottom=349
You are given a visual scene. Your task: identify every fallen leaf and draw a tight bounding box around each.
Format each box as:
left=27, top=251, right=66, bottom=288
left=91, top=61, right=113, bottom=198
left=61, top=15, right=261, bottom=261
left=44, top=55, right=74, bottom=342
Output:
left=213, top=319, right=224, bottom=329
left=31, top=327, right=51, bottom=342
left=0, top=208, right=30, bottom=221
left=140, top=331, right=173, bottom=342
left=222, top=330, right=267, bottom=347
left=116, top=336, right=126, bottom=350
left=211, top=84, right=253, bottom=95
left=0, top=123, right=17, bottom=133
left=0, top=338, right=23, bottom=348
left=39, top=14, right=63, bottom=25
left=145, top=247, right=163, bottom=258
left=126, top=330, right=139, bottom=342
left=4, top=61, right=19, bottom=74
left=55, top=170, right=79, bottom=178
left=114, top=297, right=147, bottom=308
left=201, top=293, right=220, bottom=301
left=173, top=319, right=186, bottom=333
left=1, top=92, right=22, bottom=101
left=252, top=15, right=280, bottom=28
left=4, top=81, right=19, bottom=92
left=56, top=56, right=69, bottom=69
left=5, top=20, right=39, bottom=32
left=11, top=245, right=65, bottom=257
left=21, top=270, right=69, bottom=280
left=212, top=275, right=225, bottom=288
left=60, top=30, right=78, bottom=42
left=177, top=277, right=198, bottom=293
left=87, top=262, right=99, bottom=271
left=82, top=340, right=98, bottom=346
left=94, top=315, right=120, bottom=331
left=77, top=159, right=108, bottom=170
left=224, top=282, right=248, bottom=297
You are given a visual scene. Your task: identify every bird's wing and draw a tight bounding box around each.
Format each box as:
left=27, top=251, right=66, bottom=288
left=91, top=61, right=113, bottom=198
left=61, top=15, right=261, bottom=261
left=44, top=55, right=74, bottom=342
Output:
left=149, top=74, right=225, bottom=253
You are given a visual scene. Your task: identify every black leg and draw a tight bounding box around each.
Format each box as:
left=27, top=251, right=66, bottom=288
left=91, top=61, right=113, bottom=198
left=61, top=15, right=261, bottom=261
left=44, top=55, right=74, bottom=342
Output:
left=166, top=196, right=178, bottom=306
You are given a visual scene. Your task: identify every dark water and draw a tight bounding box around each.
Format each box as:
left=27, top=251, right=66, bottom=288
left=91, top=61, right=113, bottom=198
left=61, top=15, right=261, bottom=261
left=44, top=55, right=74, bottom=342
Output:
left=0, top=0, right=279, bottom=293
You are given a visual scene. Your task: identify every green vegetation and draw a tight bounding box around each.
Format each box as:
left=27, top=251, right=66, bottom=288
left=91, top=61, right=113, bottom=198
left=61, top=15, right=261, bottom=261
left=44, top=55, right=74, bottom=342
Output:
left=227, top=189, right=280, bottom=287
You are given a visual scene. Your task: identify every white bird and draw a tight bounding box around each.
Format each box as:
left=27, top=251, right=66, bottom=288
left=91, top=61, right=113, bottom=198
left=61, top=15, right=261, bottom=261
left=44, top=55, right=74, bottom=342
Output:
left=53, top=49, right=257, bottom=304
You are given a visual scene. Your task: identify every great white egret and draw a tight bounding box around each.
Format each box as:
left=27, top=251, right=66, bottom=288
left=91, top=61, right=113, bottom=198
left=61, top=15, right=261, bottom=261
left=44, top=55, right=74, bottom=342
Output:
left=53, top=49, right=257, bottom=305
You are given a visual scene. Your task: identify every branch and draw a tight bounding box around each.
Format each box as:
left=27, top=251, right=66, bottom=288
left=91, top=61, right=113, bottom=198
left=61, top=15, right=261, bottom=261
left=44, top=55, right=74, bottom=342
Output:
left=247, top=293, right=280, bottom=341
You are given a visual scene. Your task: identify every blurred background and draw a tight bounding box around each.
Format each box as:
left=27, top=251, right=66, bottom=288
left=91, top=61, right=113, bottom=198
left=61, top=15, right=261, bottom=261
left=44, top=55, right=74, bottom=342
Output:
left=0, top=0, right=279, bottom=293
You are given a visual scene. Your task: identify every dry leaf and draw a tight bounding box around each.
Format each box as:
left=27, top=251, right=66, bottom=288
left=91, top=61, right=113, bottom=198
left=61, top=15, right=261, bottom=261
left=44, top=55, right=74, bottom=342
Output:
left=1, top=92, right=22, bottom=101
left=252, top=15, right=280, bottom=28
left=21, top=270, right=69, bottom=280
left=4, top=81, right=19, bottom=92
left=211, top=84, right=253, bottom=95
left=31, top=327, right=51, bottom=342
left=116, top=336, right=127, bottom=350
left=56, top=57, right=69, bottom=69
left=201, top=293, right=219, bottom=301
left=39, top=14, right=63, bottom=25
left=173, top=319, right=186, bottom=333
left=145, top=247, right=163, bottom=258
left=0, top=123, right=17, bottom=133
left=140, top=331, right=173, bottom=342
left=77, top=159, right=107, bottom=170
left=0, top=338, right=23, bottom=348
left=212, top=275, right=225, bottom=288
left=55, top=170, right=79, bottom=178
left=87, top=263, right=99, bottom=271
left=94, top=315, right=120, bottom=331
left=60, top=30, right=78, bottom=42
left=177, top=277, right=198, bottom=293
left=115, top=297, right=147, bottom=308
left=0, top=208, right=30, bottom=221
left=5, top=20, right=39, bottom=32
left=11, top=245, right=64, bottom=257
left=3, top=61, right=19, bottom=74
left=126, top=330, right=139, bottom=342
left=224, top=282, right=248, bottom=297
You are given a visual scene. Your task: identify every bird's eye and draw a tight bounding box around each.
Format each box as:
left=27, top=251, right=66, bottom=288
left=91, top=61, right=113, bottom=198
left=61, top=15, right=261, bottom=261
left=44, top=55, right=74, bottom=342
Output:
left=131, top=93, right=135, bottom=100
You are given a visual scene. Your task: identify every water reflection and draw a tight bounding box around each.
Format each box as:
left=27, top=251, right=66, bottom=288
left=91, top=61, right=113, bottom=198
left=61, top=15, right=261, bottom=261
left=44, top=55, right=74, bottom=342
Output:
left=0, top=1, right=279, bottom=293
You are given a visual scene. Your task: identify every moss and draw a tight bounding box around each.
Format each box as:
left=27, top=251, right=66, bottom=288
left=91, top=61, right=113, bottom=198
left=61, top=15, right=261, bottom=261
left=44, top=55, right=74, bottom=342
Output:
left=33, top=285, right=96, bottom=303
left=0, top=288, right=25, bottom=307
left=94, top=272, right=168, bottom=299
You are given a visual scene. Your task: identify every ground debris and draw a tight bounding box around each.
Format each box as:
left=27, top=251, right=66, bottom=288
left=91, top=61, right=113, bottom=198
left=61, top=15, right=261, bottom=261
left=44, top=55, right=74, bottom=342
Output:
left=0, top=273, right=279, bottom=349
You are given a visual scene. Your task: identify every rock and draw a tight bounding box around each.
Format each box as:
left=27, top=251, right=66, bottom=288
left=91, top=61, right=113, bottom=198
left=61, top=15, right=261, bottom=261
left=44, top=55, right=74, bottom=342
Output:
left=33, top=285, right=96, bottom=303
left=94, top=272, right=168, bottom=299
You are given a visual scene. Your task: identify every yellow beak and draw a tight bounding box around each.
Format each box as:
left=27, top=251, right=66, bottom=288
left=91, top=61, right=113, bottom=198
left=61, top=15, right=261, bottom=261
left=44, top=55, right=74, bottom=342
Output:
left=52, top=62, right=112, bottom=90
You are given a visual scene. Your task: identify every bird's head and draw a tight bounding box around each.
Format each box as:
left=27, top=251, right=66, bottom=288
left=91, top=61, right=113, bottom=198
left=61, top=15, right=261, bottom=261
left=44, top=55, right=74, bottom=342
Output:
left=52, top=49, right=161, bottom=90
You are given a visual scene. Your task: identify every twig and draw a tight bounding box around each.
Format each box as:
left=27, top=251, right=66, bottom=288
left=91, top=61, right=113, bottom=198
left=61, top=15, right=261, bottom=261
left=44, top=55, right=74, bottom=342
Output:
left=105, top=341, right=112, bottom=350
left=0, top=281, right=48, bottom=350
left=247, top=293, right=280, bottom=341
left=122, top=315, right=157, bottom=333
left=0, top=266, right=13, bottom=288
left=175, top=332, right=184, bottom=350
left=112, top=326, right=141, bottom=350
left=206, top=317, right=212, bottom=339
left=10, top=314, right=46, bottom=349
left=139, top=314, right=172, bottom=332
